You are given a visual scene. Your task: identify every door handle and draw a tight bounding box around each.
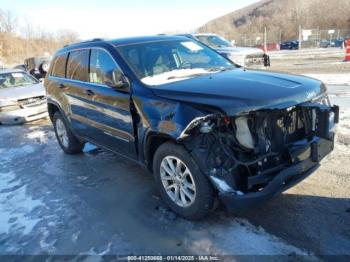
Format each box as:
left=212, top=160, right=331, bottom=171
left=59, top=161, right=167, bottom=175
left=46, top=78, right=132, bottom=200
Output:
left=84, top=89, right=95, bottom=96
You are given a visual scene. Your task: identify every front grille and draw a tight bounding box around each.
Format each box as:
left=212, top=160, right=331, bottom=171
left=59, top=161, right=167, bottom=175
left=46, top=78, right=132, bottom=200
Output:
left=18, top=96, right=46, bottom=107
left=264, top=107, right=312, bottom=152
left=277, top=110, right=305, bottom=137
left=245, top=54, right=265, bottom=66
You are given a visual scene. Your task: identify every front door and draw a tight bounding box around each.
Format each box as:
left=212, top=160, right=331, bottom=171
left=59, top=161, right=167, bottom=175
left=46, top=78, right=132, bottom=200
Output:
left=82, top=48, right=136, bottom=158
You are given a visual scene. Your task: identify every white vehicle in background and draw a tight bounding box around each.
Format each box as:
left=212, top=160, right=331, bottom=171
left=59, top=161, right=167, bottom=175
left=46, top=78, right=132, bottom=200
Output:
left=180, top=33, right=270, bottom=68
left=0, top=69, right=48, bottom=124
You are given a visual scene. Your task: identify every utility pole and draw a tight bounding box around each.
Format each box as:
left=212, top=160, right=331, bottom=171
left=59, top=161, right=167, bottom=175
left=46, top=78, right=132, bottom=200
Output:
left=264, top=27, right=267, bottom=52
left=279, top=29, right=282, bottom=44
left=0, top=35, right=3, bottom=68
left=299, top=25, right=302, bottom=50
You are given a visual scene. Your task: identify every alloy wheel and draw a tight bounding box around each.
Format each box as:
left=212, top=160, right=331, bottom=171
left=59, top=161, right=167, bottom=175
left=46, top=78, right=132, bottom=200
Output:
left=55, top=118, right=69, bottom=148
left=160, top=156, right=196, bottom=207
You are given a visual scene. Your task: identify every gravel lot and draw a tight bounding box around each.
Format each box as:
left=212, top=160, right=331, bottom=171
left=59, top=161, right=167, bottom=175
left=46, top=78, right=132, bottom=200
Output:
left=0, top=49, right=349, bottom=258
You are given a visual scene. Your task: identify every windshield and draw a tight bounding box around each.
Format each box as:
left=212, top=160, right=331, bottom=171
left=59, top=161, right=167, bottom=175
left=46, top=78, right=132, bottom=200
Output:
left=0, top=72, right=38, bottom=89
left=117, top=40, right=235, bottom=86
left=195, top=35, right=233, bottom=48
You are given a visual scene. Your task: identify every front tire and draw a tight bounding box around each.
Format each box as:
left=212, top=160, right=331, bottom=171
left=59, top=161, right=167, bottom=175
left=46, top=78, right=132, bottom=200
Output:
left=153, top=142, right=215, bottom=220
left=53, top=112, right=84, bottom=154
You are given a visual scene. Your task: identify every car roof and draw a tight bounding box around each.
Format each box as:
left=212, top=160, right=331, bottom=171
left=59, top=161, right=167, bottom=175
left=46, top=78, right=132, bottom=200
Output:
left=110, top=35, right=189, bottom=46
left=193, top=33, right=217, bottom=37
left=59, top=35, right=191, bottom=53
left=0, top=69, right=25, bottom=74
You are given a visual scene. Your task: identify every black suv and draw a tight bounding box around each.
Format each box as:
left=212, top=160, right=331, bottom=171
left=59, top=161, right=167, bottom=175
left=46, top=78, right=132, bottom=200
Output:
left=45, top=36, right=338, bottom=220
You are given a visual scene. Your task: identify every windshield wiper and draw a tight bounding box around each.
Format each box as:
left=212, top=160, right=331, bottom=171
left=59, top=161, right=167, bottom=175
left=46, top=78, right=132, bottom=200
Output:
left=167, top=73, right=208, bottom=80
left=167, top=68, right=231, bottom=80
left=206, top=67, right=231, bottom=72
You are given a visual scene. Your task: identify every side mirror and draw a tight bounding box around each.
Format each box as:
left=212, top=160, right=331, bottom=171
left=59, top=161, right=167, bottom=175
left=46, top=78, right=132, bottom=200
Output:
left=104, top=70, right=130, bottom=92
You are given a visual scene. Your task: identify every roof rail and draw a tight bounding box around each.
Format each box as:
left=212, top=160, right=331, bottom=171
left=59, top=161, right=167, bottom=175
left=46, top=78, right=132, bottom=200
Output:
left=63, top=38, right=105, bottom=48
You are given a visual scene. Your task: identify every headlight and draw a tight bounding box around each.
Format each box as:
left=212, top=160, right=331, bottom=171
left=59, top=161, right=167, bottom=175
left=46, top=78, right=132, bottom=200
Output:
left=235, top=117, right=255, bottom=149
left=0, top=100, right=20, bottom=112
left=329, top=111, right=335, bottom=131
left=0, top=100, right=17, bottom=107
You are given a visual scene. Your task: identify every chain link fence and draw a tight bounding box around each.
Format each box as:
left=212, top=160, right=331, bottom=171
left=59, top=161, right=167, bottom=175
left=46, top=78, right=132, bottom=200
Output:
left=301, top=29, right=349, bottom=48
left=235, top=32, right=281, bottom=48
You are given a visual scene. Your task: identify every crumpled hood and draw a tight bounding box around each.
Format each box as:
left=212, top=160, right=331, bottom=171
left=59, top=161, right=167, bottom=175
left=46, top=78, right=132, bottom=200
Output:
left=216, top=47, right=264, bottom=56
left=151, top=69, right=326, bottom=115
left=0, top=83, right=45, bottom=101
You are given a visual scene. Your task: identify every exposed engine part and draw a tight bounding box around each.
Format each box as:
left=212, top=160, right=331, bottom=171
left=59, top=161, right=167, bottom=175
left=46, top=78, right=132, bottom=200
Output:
left=183, top=102, right=335, bottom=195
left=177, top=114, right=218, bottom=140
left=200, top=121, right=214, bottom=133
left=235, top=117, right=255, bottom=149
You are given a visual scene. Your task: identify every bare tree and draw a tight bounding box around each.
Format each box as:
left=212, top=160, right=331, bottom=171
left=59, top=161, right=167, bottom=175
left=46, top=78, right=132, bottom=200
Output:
left=56, top=30, right=79, bottom=46
left=0, top=9, right=18, bottom=33
left=0, top=9, right=80, bottom=66
left=21, top=17, right=35, bottom=39
left=198, top=0, right=350, bottom=44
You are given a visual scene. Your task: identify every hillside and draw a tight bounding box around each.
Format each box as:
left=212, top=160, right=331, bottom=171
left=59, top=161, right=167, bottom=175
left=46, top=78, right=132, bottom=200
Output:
left=198, top=0, right=350, bottom=43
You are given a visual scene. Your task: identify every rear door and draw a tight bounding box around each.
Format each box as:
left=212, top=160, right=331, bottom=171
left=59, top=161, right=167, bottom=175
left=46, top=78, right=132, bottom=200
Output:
left=62, top=49, right=93, bottom=137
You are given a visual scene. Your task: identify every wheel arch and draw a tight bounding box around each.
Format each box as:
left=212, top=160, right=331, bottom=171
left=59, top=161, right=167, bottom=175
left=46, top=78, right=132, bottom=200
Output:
left=47, top=101, right=70, bottom=126
left=144, top=131, right=178, bottom=172
left=47, top=102, right=61, bottom=121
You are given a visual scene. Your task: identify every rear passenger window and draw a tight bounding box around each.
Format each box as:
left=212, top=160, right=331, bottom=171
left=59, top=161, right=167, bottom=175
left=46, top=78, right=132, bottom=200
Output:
left=51, top=53, right=68, bottom=78
left=89, top=49, right=122, bottom=85
left=66, top=50, right=89, bottom=82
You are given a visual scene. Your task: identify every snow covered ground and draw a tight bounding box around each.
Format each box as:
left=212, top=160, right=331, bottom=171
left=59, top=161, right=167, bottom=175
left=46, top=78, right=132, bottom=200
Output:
left=0, top=85, right=349, bottom=257
left=0, top=124, right=314, bottom=256
left=304, top=74, right=350, bottom=86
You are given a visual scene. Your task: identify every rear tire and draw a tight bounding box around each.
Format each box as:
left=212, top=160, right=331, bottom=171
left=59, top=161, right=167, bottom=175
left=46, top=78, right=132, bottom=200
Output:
left=153, top=142, right=215, bottom=220
left=39, top=62, right=49, bottom=76
left=53, top=112, right=84, bottom=154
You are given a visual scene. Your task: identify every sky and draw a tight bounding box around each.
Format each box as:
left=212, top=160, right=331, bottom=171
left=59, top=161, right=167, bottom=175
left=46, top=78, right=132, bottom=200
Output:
left=1, top=0, right=260, bottom=39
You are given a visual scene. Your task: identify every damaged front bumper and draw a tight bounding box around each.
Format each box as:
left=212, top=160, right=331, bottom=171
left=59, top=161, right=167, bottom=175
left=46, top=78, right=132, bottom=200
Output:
left=217, top=136, right=334, bottom=211
left=0, top=103, right=48, bottom=124
left=193, top=102, right=340, bottom=211
left=181, top=99, right=339, bottom=211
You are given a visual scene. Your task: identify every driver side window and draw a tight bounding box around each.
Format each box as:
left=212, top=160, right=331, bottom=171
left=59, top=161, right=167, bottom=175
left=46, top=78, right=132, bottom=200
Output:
left=89, top=49, right=122, bottom=86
